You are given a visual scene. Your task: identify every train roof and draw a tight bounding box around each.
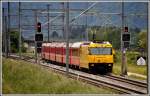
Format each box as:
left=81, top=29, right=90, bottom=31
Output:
left=71, top=42, right=83, bottom=48
left=42, top=41, right=112, bottom=48
left=89, top=41, right=112, bottom=47
left=42, top=42, right=82, bottom=48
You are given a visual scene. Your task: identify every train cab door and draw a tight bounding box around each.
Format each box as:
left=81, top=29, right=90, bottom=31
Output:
left=80, top=45, right=89, bottom=69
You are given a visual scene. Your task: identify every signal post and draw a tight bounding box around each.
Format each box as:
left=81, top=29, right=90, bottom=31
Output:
left=35, top=21, right=43, bottom=64
left=121, top=2, right=130, bottom=76
left=121, top=26, right=130, bottom=76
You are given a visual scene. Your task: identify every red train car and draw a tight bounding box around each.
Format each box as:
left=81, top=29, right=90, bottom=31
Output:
left=42, top=42, right=81, bottom=67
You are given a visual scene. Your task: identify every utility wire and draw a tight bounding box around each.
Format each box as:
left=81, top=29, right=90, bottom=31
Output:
left=70, top=2, right=98, bottom=23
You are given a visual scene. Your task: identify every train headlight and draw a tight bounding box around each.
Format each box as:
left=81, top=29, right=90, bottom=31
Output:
left=108, top=64, right=112, bottom=66
left=91, top=64, right=94, bottom=66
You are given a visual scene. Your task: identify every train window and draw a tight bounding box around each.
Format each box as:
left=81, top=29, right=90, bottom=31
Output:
left=45, top=47, right=47, bottom=52
left=47, top=47, right=49, bottom=53
left=51, top=47, right=55, bottom=53
left=55, top=48, right=61, bottom=54
left=89, top=47, right=112, bottom=55
left=56, top=48, right=59, bottom=54
left=58, top=48, right=60, bottom=54
left=72, top=49, right=79, bottom=56
left=63, top=49, right=66, bottom=55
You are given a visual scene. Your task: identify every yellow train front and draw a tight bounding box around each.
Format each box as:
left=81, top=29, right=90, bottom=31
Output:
left=79, top=41, right=114, bottom=74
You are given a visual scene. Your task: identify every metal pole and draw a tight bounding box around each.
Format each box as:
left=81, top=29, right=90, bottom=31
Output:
left=65, top=2, right=69, bottom=76
left=5, top=18, right=8, bottom=57
left=61, top=2, right=65, bottom=39
left=47, top=5, right=50, bottom=42
left=147, top=2, right=149, bottom=94
left=34, top=10, right=38, bottom=63
left=5, top=16, right=8, bottom=57
left=86, top=3, right=88, bottom=41
left=3, top=8, right=8, bottom=58
left=19, top=2, right=22, bottom=58
left=2, top=8, right=5, bottom=54
left=121, top=2, right=127, bottom=76
left=8, top=2, right=10, bottom=55
left=2, top=16, right=4, bottom=54
left=121, top=2, right=123, bottom=76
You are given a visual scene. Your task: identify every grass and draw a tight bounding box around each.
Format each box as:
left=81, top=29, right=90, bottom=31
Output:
left=2, top=58, right=119, bottom=94
left=113, top=50, right=147, bottom=80
left=17, top=52, right=35, bottom=58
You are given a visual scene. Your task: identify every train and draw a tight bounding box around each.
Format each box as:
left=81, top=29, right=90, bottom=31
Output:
left=41, top=41, right=115, bottom=74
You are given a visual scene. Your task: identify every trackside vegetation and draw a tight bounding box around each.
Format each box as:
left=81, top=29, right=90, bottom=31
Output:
left=2, top=58, right=119, bottom=94
left=113, top=51, right=147, bottom=80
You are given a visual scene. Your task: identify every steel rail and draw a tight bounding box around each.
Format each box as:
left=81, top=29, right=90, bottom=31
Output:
left=103, top=74, right=147, bottom=88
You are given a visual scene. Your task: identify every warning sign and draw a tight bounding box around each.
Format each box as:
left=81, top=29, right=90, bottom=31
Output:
left=137, top=57, right=146, bottom=65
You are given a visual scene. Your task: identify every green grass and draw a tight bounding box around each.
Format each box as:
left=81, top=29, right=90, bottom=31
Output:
left=17, top=52, right=35, bottom=58
left=2, top=58, right=119, bottom=94
left=113, top=50, right=147, bottom=80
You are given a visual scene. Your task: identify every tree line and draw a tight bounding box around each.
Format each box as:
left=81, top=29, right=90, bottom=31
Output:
left=2, top=26, right=147, bottom=53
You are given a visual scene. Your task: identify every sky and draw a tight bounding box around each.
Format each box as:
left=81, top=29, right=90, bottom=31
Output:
left=2, top=2, right=148, bottom=40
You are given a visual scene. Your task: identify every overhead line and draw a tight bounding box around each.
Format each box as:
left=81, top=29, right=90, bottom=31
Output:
left=70, top=2, right=98, bottom=23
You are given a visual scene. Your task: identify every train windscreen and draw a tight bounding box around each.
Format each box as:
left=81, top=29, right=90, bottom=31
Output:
left=89, top=47, right=112, bottom=55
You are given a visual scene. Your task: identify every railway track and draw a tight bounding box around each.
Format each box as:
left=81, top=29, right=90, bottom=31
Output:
left=7, top=54, right=148, bottom=94
left=103, top=74, right=147, bottom=88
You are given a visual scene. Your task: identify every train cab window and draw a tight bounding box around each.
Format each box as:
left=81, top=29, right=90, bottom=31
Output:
left=89, top=47, right=112, bottom=55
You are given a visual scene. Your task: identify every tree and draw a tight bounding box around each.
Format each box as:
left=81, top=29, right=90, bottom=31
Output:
left=137, top=30, right=147, bottom=49
left=70, top=25, right=86, bottom=40
left=51, top=31, right=59, bottom=38
left=10, top=31, right=26, bottom=53
left=88, top=26, right=121, bottom=49
left=129, top=27, right=141, bottom=49
left=10, top=31, right=19, bottom=53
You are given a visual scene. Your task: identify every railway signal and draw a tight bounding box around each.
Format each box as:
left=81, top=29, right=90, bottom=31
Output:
left=36, top=42, right=42, bottom=53
left=37, top=47, right=42, bottom=53
left=35, top=22, right=43, bottom=53
left=35, top=34, right=43, bottom=53
left=122, top=34, right=130, bottom=41
left=35, top=33, right=43, bottom=41
left=37, top=42, right=42, bottom=47
left=123, top=42, right=129, bottom=48
left=122, top=27, right=130, bottom=48
left=37, top=22, right=41, bottom=32
left=124, top=26, right=128, bottom=32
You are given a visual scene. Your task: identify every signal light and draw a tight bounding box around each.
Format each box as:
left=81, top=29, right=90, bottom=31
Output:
left=35, top=33, right=43, bottom=41
left=122, top=34, right=130, bottom=41
left=37, top=22, right=41, bottom=32
left=37, top=42, right=42, bottom=47
left=37, top=47, right=42, bottom=53
left=124, top=42, right=129, bottom=48
left=124, top=27, right=128, bottom=32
